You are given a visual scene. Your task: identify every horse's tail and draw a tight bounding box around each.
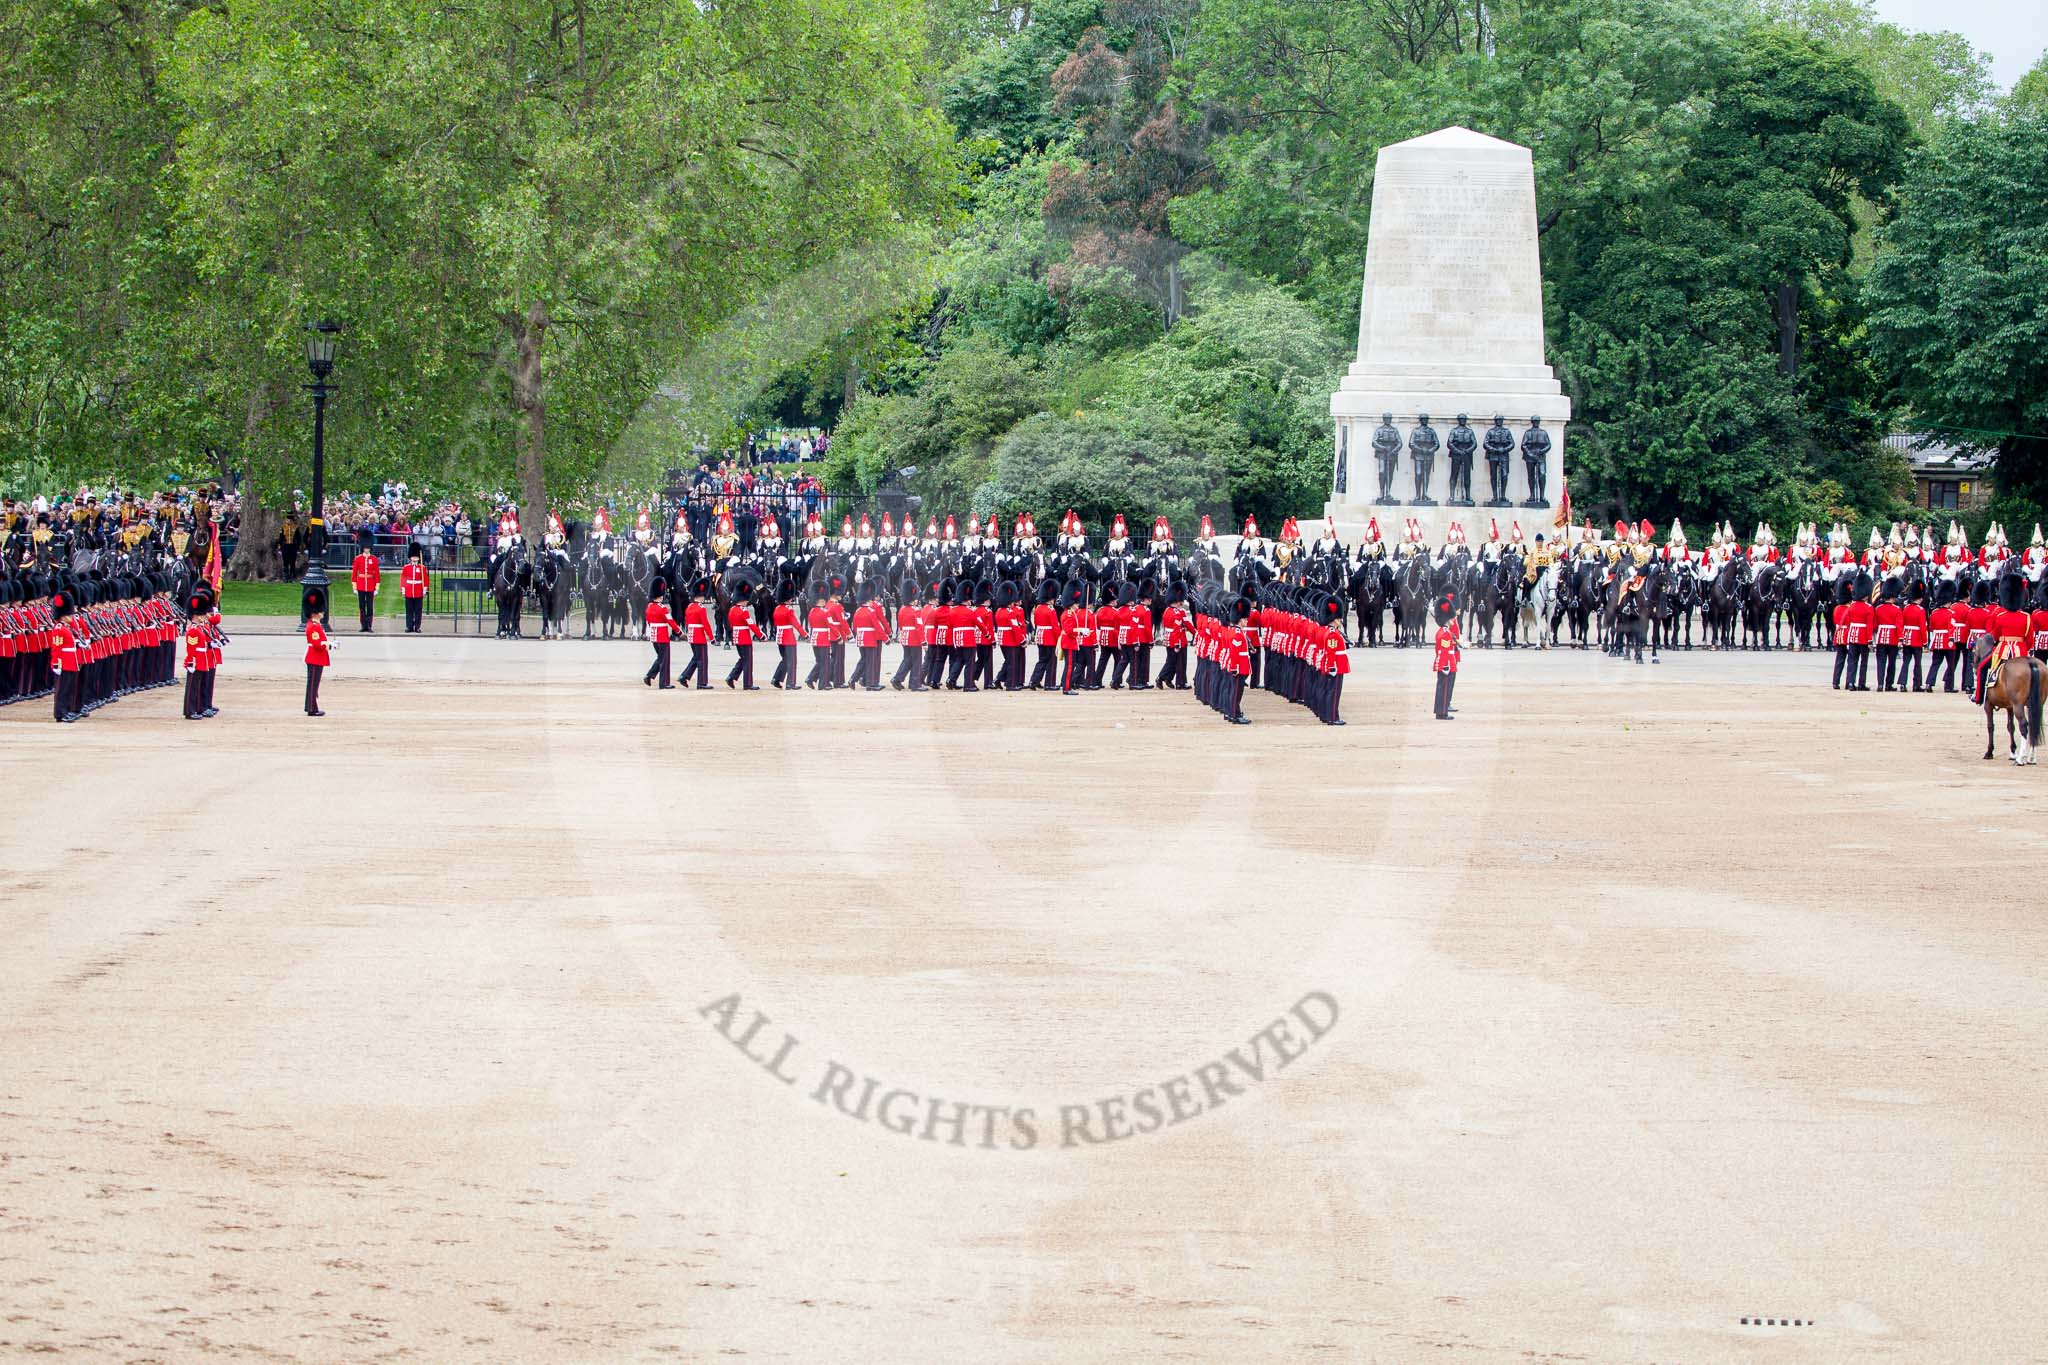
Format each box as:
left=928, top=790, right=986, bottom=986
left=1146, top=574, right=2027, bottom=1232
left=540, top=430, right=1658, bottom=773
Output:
left=2028, top=659, right=2046, bottom=747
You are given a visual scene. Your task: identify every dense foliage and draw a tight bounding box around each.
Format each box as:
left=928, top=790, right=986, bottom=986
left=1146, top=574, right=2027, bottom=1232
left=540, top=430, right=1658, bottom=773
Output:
left=3, top=0, right=2043, bottom=564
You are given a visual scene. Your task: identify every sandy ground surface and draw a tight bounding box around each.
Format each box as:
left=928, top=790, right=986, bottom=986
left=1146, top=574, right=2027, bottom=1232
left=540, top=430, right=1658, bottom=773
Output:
left=3, top=634, right=2046, bottom=1363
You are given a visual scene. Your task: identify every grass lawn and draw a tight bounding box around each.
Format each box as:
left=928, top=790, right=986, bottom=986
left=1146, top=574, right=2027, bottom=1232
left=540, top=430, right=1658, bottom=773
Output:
left=222, top=579, right=401, bottom=616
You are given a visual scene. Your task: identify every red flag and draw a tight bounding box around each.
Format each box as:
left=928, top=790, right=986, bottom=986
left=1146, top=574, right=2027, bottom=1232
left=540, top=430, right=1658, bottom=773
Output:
left=1554, top=478, right=1571, bottom=530
left=204, top=516, right=223, bottom=591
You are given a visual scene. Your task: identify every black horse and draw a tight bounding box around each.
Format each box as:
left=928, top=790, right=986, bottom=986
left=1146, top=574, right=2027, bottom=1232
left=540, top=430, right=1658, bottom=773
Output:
left=1742, top=561, right=1784, bottom=650
left=1394, top=554, right=1433, bottom=647
left=1348, top=556, right=1392, bottom=647
left=491, top=545, right=530, bottom=639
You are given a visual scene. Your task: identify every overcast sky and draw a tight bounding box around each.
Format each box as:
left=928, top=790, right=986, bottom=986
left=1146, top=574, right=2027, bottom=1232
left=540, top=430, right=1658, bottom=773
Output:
left=1868, top=0, right=2045, bottom=89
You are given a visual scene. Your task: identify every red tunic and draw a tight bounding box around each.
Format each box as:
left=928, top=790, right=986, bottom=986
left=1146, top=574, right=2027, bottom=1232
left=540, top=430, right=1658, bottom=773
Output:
left=773, top=602, right=800, bottom=646
left=684, top=601, right=712, bottom=645
left=351, top=552, right=381, bottom=593
left=1929, top=606, right=1953, bottom=651
left=303, top=620, right=330, bottom=667
left=1031, top=602, right=1058, bottom=646
left=1873, top=601, right=1902, bottom=647
left=645, top=602, right=674, bottom=644
left=1899, top=603, right=1927, bottom=649
left=1842, top=599, right=1875, bottom=646
left=400, top=562, right=428, bottom=598
left=1433, top=624, right=1461, bottom=674
left=728, top=603, right=757, bottom=646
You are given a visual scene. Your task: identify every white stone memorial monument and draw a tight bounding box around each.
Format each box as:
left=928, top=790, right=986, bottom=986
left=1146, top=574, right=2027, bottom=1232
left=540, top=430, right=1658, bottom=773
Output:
left=1324, top=127, right=1570, bottom=548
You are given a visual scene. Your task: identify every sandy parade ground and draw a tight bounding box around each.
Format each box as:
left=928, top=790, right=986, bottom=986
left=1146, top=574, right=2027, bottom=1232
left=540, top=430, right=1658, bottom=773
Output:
left=3, top=628, right=2046, bottom=1362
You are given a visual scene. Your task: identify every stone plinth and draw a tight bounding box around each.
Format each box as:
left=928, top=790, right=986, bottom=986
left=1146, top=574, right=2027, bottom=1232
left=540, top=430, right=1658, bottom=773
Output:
left=1327, top=127, right=1570, bottom=547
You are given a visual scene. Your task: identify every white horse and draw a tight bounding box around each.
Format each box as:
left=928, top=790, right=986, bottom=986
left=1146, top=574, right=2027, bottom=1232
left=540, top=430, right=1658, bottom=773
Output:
left=1521, top=562, right=1557, bottom=649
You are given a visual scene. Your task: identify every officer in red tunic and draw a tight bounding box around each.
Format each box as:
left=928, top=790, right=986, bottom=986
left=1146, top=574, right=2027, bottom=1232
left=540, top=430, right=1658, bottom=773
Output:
left=1899, top=579, right=1928, bottom=693
left=1873, top=577, right=1904, bottom=692
left=679, top=579, right=713, bottom=689
left=726, top=589, right=760, bottom=689
left=771, top=582, right=802, bottom=690
left=643, top=577, right=676, bottom=688
left=399, top=542, right=428, bottom=633
left=350, top=535, right=382, bottom=632
left=1829, top=576, right=1852, bottom=689
left=1432, top=594, right=1461, bottom=720
left=303, top=597, right=332, bottom=716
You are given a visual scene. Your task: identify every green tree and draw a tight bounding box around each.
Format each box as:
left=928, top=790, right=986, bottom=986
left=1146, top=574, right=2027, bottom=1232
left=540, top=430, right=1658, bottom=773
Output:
left=1866, top=114, right=2048, bottom=505
left=167, top=0, right=953, bottom=573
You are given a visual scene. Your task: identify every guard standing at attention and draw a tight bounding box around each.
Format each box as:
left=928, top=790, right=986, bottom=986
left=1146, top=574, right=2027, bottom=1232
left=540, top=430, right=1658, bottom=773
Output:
left=303, top=599, right=331, bottom=716
left=399, top=543, right=428, bottom=633
left=1432, top=593, right=1461, bottom=720
left=351, top=534, right=382, bottom=632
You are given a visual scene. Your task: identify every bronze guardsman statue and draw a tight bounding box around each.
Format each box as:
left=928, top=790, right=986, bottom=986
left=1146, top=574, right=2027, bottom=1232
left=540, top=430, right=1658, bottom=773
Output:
left=1409, top=414, right=1439, bottom=506
left=1520, top=417, right=1552, bottom=507
left=1484, top=415, right=1515, bottom=506
left=1372, top=414, right=1401, bottom=506
left=1446, top=415, right=1477, bottom=506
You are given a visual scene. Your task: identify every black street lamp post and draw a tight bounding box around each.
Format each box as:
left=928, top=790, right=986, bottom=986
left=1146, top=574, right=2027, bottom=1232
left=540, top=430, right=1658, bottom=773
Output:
left=300, top=320, right=342, bottom=625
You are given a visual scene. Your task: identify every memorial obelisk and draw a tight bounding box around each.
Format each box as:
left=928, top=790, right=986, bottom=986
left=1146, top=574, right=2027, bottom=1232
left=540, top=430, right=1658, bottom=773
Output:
left=1324, top=127, right=1571, bottom=547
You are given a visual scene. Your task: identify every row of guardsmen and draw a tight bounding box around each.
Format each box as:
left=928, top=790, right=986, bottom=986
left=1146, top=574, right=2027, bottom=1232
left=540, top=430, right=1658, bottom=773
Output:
left=0, top=573, right=190, bottom=721
left=638, top=574, right=1353, bottom=724
left=1830, top=572, right=2048, bottom=695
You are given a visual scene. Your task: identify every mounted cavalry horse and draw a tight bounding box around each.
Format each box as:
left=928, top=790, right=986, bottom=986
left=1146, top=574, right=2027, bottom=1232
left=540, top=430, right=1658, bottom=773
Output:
left=1348, top=555, right=1392, bottom=647
left=490, top=541, right=530, bottom=638
left=1971, top=636, right=2045, bottom=763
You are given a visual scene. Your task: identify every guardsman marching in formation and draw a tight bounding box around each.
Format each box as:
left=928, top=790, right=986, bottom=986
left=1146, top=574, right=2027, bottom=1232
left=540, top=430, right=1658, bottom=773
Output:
left=643, top=576, right=677, bottom=689
left=679, top=580, right=713, bottom=689
left=771, top=582, right=802, bottom=690
left=725, top=584, right=760, bottom=690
